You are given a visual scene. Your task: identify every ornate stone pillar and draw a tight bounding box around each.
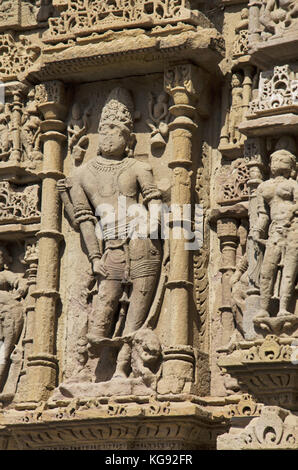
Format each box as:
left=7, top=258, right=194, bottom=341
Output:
left=8, top=82, right=28, bottom=164
left=162, top=63, right=202, bottom=393
left=217, top=218, right=239, bottom=347
left=25, top=81, right=67, bottom=403
left=242, top=65, right=255, bottom=119
left=219, top=74, right=231, bottom=148
left=244, top=137, right=266, bottom=340
left=248, top=1, right=262, bottom=43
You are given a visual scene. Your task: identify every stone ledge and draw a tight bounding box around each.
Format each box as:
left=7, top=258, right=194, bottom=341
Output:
left=0, top=399, right=229, bottom=450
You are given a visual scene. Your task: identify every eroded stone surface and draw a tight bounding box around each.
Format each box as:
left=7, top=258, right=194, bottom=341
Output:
left=0, top=0, right=296, bottom=451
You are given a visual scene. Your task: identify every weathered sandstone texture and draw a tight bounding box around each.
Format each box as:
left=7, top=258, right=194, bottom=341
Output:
left=0, top=0, right=297, bottom=450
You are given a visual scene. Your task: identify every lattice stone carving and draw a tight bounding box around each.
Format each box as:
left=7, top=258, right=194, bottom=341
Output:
left=217, top=159, right=250, bottom=205
left=233, top=30, right=249, bottom=58
left=0, top=34, right=41, bottom=82
left=248, top=65, right=298, bottom=117
left=44, top=0, right=211, bottom=43
left=0, top=182, right=40, bottom=224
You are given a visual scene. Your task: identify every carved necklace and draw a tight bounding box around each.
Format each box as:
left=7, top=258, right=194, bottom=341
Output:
left=88, top=156, right=135, bottom=197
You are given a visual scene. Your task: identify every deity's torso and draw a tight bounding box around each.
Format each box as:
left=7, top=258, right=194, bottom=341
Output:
left=258, top=176, right=297, bottom=231
left=78, top=156, right=143, bottom=208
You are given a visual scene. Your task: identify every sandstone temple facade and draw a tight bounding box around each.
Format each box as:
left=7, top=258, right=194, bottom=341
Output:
left=0, top=0, right=297, bottom=451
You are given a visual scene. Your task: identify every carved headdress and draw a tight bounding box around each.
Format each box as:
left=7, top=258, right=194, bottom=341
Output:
left=98, top=87, right=134, bottom=135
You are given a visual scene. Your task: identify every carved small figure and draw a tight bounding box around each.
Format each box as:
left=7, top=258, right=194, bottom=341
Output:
left=146, top=91, right=170, bottom=151
left=0, top=103, right=12, bottom=160
left=235, top=8, right=249, bottom=34
left=228, top=73, right=244, bottom=145
left=130, top=328, right=162, bottom=391
left=68, top=102, right=91, bottom=165
left=233, top=8, right=249, bottom=57
left=21, top=89, right=43, bottom=165
left=253, top=148, right=298, bottom=318
left=36, top=0, right=55, bottom=23
left=0, top=245, right=28, bottom=394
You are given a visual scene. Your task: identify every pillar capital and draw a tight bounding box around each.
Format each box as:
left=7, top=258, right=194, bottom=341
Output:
left=35, top=80, right=67, bottom=120
left=164, top=63, right=210, bottom=118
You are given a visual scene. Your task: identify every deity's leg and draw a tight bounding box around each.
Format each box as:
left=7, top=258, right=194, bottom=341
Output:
left=114, top=274, right=159, bottom=378
left=258, top=241, right=281, bottom=317
left=87, top=279, right=123, bottom=345
left=278, top=235, right=298, bottom=316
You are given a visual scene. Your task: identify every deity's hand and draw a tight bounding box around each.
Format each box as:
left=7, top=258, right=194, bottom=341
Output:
left=251, top=230, right=264, bottom=246
left=92, top=258, right=108, bottom=279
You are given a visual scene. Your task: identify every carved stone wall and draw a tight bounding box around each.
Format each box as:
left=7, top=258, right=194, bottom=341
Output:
left=0, top=0, right=297, bottom=452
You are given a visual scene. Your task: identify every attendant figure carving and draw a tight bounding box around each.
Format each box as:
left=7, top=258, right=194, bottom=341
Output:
left=253, top=148, right=297, bottom=318
left=0, top=245, right=28, bottom=394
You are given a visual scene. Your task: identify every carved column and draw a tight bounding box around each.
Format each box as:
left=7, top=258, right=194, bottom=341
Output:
left=244, top=137, right=266, bottom=340
left=248, top=1, right=262, bottom=43
left=162, top=64, right=201, bottom=393
left=219, top=74, right=231, bottom=148
left=25, top=81, right=67, bottom=403
left=217, top=218, right=239, bottom=347
left=8, top=82, right=28, bottom=164
left=242, top=65, right=255, bottom=119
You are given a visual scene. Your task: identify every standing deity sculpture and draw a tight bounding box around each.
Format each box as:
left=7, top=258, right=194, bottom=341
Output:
left=0, top=245, right=28, bottom=395
left=252, top=147, right=297, bottom=319
left=57, top=88, right=163, bottom=395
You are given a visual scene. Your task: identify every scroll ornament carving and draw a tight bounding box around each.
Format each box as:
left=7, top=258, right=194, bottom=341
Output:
left=45, top=0, right=212, bottom=43
left=0, top=34, right=40, bottom=82
left=248, top=65, right=298, bottom=116
left=218, top=407, right=298, bottom=450
left=0, top=182, right=41, bottom=224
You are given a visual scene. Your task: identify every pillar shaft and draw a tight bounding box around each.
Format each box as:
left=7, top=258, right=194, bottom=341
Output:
left=25, top=81, right=67, bottom=403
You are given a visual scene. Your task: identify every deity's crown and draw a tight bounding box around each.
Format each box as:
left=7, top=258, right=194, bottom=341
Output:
left=98, top=87, right=134, bottom=134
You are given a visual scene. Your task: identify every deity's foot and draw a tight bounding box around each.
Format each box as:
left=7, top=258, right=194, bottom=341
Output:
left=277, top=309, right=292, bottom=317
left=255, top=309, right=270, bottom=319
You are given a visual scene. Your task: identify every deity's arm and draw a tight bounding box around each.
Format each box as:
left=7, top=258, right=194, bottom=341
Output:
left=253, top=184, right=270, bottom=240
left=69, top=174, right=103, bottom=264
left=136, top=162, right=162, bottom=206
